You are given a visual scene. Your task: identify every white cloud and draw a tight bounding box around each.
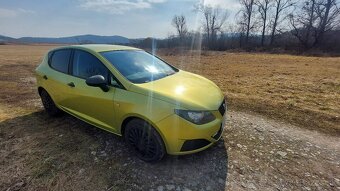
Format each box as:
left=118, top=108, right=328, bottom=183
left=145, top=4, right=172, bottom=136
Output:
left=80, top=0, right=167, bottom=14
left=0, top=8, right=35, bottom=18
left=202, top=0, right=241, bottom=10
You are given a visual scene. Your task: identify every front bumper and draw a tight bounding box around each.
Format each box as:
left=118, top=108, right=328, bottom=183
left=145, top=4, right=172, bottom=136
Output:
left=155, top=110, right=226, bottom=155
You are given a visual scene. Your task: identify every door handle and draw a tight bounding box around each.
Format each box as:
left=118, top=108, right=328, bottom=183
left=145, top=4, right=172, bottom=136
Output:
left=43, top=75, right=48, bottom=80
left=67, top=82, right=75, bottom=87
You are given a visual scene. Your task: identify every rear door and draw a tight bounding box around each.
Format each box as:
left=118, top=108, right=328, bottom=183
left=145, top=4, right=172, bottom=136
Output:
left=45, top=49, right=74, bottom=106
left=61, top=49, right=118, bottom=133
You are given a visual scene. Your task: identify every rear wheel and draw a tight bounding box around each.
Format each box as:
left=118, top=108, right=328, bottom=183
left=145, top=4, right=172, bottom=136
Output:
left=39, top=89, right=62, bottom=117
left=124, top=119, right=165, bottom=162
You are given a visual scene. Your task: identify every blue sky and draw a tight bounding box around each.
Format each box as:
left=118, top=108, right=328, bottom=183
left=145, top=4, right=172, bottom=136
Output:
left=0, top=0, right=240, bottom=38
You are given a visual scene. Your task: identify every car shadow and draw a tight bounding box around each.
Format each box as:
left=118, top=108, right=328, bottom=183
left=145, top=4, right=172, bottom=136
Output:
left=0, top=111, right=228, bottom=191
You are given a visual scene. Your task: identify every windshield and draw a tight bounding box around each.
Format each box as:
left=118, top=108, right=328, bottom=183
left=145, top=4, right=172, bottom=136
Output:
left=101, top=50, right=177, bottom=84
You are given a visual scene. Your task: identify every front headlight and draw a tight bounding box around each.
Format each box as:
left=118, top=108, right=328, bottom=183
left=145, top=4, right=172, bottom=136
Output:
left=175, top=109, right=216, bottom=125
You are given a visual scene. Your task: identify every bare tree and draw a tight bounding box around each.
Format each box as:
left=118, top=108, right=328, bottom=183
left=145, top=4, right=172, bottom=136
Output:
left=239, top=0, right=256, bottom=45
left=172, top=15, right=188, bottom=40
left=290, top=0, right=340, bottom=48
left=270, top=0, right=295, bottom=45
left=313, top=0, right=340, bottom=46
left=235, top=17, right=247, bottom=47
left=256, top=0, right=273, bottom=46
left=195, top=3, right=229, bottom=49
left=290, top=0, right=317, bottom=48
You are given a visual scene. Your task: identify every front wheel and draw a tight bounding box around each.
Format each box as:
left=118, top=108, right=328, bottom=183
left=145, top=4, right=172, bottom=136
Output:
left=124, top=119, right=166, bottom=162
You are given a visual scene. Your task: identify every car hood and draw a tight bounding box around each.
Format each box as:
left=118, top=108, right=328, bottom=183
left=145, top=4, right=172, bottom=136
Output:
left=130, top=70, right=224, bottom=110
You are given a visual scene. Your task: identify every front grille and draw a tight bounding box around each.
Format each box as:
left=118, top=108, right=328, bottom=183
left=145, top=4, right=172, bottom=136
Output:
left=212, top=125, right=223, bottom=140
left=180, top=139, right=211, bottom=152
left=218, top=99, right=226, bottom=116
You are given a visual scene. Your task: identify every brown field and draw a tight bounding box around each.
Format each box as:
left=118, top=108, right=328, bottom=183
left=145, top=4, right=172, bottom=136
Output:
left=0, top=45, right=339, bottom=190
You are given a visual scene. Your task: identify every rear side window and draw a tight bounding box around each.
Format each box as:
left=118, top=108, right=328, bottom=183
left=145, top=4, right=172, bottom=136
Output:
left=72, top=50, right=108, bottom=79
left=50, top=49, right=71, bottom=73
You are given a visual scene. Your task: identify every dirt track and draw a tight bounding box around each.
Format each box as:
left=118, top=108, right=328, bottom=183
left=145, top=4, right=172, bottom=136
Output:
left=1, top=105, right=339, bottom=191
left=226, top=111, right=340, bottom=191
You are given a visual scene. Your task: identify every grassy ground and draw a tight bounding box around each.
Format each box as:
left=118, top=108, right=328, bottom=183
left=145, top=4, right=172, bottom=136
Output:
left=1, top=110, right=229, bottom=191
left=160, top=50, right=340, bottom=135
left=0, top=44, right=53, bottom=116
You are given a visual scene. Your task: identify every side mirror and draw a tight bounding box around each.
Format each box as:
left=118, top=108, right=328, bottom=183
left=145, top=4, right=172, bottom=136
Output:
left=85, top=75, right=109, bottom=92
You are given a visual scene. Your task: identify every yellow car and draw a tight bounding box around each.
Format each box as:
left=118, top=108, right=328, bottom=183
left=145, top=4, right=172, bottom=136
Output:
left=36, top=44, right=226, bottom=162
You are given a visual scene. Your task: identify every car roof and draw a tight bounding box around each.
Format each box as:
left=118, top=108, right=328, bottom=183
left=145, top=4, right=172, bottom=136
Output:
left=57, top=44, right=141, bottom=53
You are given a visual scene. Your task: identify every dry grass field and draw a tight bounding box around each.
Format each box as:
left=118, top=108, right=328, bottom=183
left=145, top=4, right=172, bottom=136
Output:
left=0, top=45, right=53, bottom=116
left=0, top=45, right=339, bottom=191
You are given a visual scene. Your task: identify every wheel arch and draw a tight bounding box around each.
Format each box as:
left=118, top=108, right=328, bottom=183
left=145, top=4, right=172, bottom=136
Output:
left=37, top=86, right=59, bottom=108
left=120, top=114, right=169, bottom=153
left=120, top=114, right=159, bottom=135
left=38, top=86, right=46, bottom=96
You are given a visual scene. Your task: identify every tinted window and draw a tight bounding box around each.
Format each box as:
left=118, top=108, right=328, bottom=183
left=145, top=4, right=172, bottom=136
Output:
left=72, top=50, right=108, bottom=79
left=50, top=49, right=71, bottom=73
left=101, top=50, right=177, bottom=84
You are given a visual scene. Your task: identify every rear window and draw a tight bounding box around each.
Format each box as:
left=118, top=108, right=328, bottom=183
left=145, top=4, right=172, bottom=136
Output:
left=50, top=49, right=71, bottom=73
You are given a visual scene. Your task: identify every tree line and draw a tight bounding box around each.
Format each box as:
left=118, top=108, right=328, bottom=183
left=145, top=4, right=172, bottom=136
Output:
left=135, top=0, right=340, bottom=54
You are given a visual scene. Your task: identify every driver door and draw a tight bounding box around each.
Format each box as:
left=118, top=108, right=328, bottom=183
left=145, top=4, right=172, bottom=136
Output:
left=61, top=49, right=118, bottom=133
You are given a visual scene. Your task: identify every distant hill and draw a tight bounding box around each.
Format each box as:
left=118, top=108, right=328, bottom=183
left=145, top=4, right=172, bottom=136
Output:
left=0, top=34, right=131, bottom=44
left=0, top=35, right=17, bottom=43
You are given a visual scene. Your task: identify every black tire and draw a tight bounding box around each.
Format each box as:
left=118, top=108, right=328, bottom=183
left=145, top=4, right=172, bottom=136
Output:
left=124, top=119, right=166, bottom=162
left=40, top=89, right=62, bottom=117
